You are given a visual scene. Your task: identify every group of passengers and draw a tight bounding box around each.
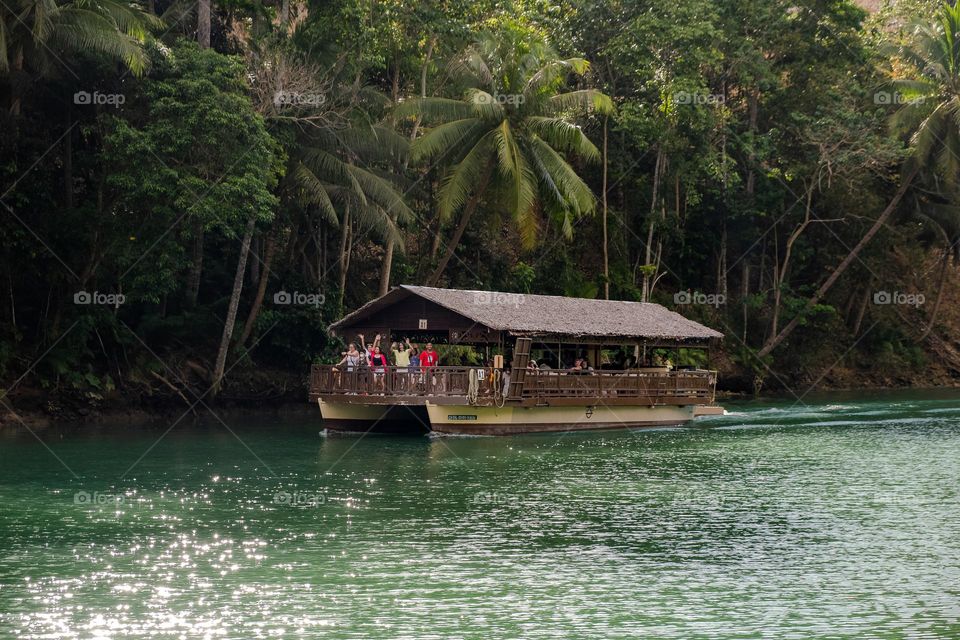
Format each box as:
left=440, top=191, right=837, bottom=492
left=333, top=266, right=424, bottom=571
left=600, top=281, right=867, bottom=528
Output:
left=334, top=334, right=440, bottom=372
left=526, top=357, right=594, bottom=372
left=332, top=334, right=441, bottom=394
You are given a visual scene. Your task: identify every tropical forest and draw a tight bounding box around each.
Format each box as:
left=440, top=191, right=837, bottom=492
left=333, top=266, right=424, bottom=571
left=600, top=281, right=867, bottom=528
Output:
left=0, top=0, right=955, bottom=419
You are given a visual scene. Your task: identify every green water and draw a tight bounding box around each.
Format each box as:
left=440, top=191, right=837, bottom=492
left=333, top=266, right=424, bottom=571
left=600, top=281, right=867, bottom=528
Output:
left=1, top=391, right=959, bottom=638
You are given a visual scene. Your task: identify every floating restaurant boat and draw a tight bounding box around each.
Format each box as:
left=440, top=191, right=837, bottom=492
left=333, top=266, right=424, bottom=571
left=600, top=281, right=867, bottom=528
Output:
left=309, top=286, right=724, bottom=435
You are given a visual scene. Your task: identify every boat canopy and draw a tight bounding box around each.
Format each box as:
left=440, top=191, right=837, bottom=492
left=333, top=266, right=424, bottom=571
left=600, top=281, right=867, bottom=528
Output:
left=329, top=285, right=723, bottom=347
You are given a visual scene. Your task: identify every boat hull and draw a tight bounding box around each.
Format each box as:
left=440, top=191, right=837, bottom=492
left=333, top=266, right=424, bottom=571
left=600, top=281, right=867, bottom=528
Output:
left=318, top=398, right=696, bottom=435
left=425, top=403, right=694, bottom=435
left=318, top=399, right=429, bottom=434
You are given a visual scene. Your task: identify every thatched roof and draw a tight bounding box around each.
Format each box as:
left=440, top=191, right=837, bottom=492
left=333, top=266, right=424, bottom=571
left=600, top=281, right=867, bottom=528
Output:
left=330, top=285, right=723, bottom=342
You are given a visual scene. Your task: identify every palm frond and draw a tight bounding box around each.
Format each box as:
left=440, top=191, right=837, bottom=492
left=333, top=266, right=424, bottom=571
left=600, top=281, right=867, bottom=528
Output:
left=544, top=89, right=615, bottom=116
left=345, top=163, right=414, bottom=223
left=525, top=116, right=600, bottom=161
left=410, top=117, right=485, bottom=164
left=437, top=130, right=497, bottom=221
left=528, top=135, right=596, bottom=218
left=523, top=57, right=590, bottom=95
left=394, top=97, right=475, bottom=123
left=289, top=161, right=338, bottom=226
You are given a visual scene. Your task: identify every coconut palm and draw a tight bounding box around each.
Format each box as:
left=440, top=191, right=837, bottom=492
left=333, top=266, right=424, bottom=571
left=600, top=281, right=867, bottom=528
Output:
left=757, top=0, right=960, bottom=357
left=0, top=0, right=158, bottom=76
left=889, top=0, right=960, bottom=186
left=1, top=0, right=159, bottom=114
left=398, top=31, right=614, bottom=286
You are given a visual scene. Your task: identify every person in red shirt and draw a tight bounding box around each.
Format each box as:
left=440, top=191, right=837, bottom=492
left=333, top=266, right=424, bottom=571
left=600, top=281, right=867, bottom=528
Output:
left=418, top=342, right=440, bottom=393
left=418, top=342, right=439, bottom=368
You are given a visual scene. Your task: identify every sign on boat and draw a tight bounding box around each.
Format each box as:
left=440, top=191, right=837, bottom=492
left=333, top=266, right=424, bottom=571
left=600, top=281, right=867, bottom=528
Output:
left=309, top=286, right=724, bottom=435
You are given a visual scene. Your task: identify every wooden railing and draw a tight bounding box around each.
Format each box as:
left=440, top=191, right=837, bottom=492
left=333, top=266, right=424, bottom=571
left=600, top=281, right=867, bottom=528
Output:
left=309, top=366, right=494, bottom=400
left=310, top=365, right=716, bottom=406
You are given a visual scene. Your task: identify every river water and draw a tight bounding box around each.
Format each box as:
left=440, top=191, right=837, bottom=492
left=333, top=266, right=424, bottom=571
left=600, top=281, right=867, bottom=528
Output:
left=1, top=390, right=959, bottom=638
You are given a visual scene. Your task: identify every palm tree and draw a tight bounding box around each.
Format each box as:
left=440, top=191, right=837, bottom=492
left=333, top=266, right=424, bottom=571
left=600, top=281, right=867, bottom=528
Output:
left=0, top=0, right=157, bottom=78
left=398, top=31, right=614, bottom=286
left=1, top=0, right=158, bottom=117
left=757, top=0, right=960, bottom=357
left=289, top=124, right=414, bottom=307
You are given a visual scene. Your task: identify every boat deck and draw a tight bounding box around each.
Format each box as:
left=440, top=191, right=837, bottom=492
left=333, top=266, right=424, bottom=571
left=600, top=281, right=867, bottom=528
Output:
left=309, top=366, right=716, bottom=407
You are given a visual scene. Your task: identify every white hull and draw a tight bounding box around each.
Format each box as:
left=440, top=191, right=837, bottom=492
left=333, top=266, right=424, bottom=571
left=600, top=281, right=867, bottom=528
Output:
left=318, top=398, right=696, bottom=435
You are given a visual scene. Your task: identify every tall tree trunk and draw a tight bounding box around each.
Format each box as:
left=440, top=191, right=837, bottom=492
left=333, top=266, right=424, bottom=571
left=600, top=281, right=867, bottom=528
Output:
left=248, top=235, right=260, bottom=286
left=378, top=63, right=404, bottom=297
left=851, top=282, right=871, bottom=336
left=185, top=221, right=203, bottom=307
left=757, top=166, right=919, bottom=357
left=641, top=146, right=663, bottom=301
left=426, top=163, right=494, bottom=287
left=918, top=240, right=951, bottom=341
left=602, top=115, right=610, bottom=300
left=338, top=202, right=352, bottom=310
left=238, top=233, right=276, bottom=347
left=380, top=43, right=434, bottom=295
left=279, top=0, right=290, bottom=28
left=198, top=0, right=211, bottom=49
left=379, top=240, right=395, bottom=296
left=770, top=187, right=814, bottom=339
left=717, top=224, right=728, bottom=301
left=211, top=216, right=256, bottom=397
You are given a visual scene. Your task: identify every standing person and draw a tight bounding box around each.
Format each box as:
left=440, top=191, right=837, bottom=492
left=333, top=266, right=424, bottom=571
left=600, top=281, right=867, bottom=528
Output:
left=332, top=342, right=362, bottom=392
left=334, top=343, right=362, bottom=371
left=418, top=342, right=439, bottom=368
left=419, top=342, right=440, bottom=393
left=392, top=338, right=413, bottom=392
left=358, top=333, right=381, bottom=394
left=369, top=345, right=389, bottom=393
left=358, top=333, right=382, bottom=364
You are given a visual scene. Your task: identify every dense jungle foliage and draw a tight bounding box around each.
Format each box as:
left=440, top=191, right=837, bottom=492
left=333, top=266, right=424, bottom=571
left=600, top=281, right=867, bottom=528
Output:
left=1, top=0, right=956, bottom=413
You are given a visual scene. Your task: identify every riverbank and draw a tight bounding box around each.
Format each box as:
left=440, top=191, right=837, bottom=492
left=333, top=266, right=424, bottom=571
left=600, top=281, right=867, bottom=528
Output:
left=3, top=368, right=958, bottom=432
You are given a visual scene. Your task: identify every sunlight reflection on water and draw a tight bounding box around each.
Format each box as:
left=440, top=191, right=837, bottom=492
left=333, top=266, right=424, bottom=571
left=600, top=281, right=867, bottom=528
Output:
left=1, top=392, right=959, bottom=638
